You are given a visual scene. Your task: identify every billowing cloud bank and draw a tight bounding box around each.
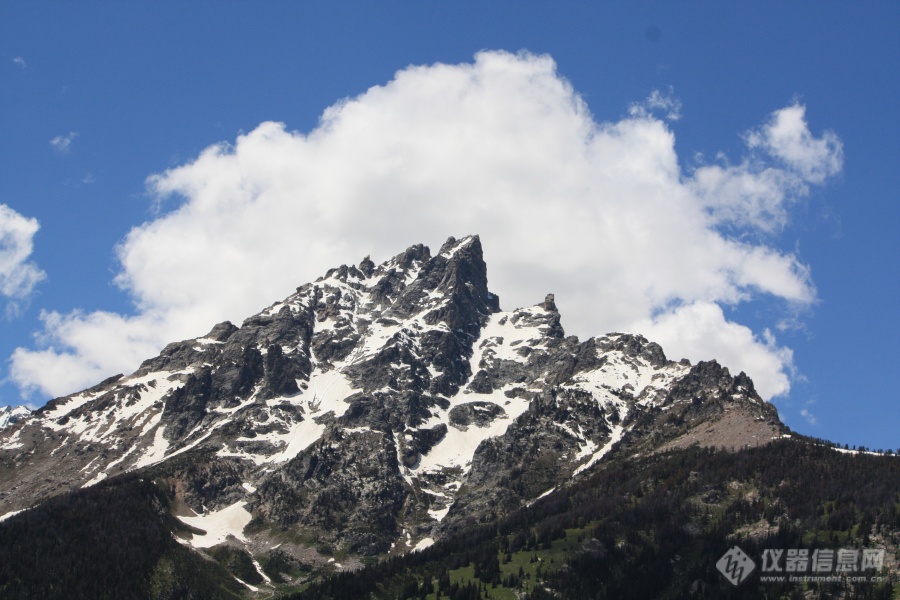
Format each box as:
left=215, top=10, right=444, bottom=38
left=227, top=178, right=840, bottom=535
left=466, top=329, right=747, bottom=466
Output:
left=11, top=51, right=841, bottom=401
left=0, top=204, right=45, bottom=317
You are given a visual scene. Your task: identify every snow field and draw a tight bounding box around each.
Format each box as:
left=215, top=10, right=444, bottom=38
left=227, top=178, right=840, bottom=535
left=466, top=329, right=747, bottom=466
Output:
left=177, top=501, right=253, bottom=548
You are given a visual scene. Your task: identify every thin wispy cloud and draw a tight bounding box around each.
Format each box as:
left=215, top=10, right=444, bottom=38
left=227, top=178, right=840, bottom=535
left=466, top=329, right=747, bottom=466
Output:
left=12, top=56, right=26, bottom=69
left=10, top=51, right=843, bottom=402
left=800, top=408, right=818, bottom=425
left=630, top=88, right=682, bottom=121
left=50, top=131, right=78, bottom=155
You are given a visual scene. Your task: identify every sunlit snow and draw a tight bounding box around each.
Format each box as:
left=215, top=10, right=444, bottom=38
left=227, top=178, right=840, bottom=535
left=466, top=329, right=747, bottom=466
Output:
left=177, top=501, right=253, bottom=548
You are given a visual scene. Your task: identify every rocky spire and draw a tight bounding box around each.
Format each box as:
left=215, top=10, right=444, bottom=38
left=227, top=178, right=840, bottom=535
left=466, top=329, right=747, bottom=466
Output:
left=539, top=293, right=557, bottom=312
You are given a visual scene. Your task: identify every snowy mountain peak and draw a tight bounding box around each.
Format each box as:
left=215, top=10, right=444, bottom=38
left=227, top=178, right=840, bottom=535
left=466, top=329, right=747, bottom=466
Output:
left=0, top=405, right=30, bottom=431
left=0, top=235, right=784, bottom=560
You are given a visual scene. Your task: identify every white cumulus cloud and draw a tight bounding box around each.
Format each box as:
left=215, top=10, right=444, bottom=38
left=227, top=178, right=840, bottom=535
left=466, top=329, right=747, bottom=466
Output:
left=692, top=103, right=842, bottom=233
left=747, top=103, right=843, bottom=184
left=10, top=51, right=842, bottom=401
left=0, top=204, right=46, bottom=314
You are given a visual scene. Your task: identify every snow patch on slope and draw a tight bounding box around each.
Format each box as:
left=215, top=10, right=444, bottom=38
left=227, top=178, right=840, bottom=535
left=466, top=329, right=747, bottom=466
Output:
left=177, top=501, right=253, bottom=548
left=417, top=387, right=529, bottom=474
left=573, top=422, right=626, bottom=476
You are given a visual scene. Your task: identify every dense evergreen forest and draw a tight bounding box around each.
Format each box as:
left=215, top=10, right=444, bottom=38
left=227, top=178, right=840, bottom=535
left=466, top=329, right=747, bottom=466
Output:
left=0, top=474, right=244, bottom=600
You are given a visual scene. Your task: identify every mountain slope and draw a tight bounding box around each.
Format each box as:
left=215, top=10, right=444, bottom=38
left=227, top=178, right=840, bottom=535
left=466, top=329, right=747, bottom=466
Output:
left=288, top=441, right=900, bottom=600
left=0, top=235, right=787, bottom=594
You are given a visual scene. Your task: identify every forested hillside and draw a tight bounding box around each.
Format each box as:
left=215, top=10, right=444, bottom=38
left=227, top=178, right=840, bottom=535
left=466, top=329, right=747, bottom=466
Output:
left=289, top=440, right=900, bottom=600
left=0, top=474, right=244, bottom=600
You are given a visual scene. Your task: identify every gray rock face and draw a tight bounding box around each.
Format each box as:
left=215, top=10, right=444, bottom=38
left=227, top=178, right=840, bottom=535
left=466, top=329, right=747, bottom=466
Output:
left=448, top=402, right=506, bottom=429
left=0, top=234, right=786, bottom=566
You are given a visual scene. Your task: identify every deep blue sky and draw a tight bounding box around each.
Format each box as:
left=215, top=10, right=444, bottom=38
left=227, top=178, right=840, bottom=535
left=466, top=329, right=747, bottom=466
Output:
left=1, top=2, right=897, bottom=450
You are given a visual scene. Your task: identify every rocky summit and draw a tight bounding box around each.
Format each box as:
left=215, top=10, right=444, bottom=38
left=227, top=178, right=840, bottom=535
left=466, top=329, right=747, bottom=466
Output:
left=0, top=405, right=29, bottom=431
left=0, top=235, right=785, bottom=578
